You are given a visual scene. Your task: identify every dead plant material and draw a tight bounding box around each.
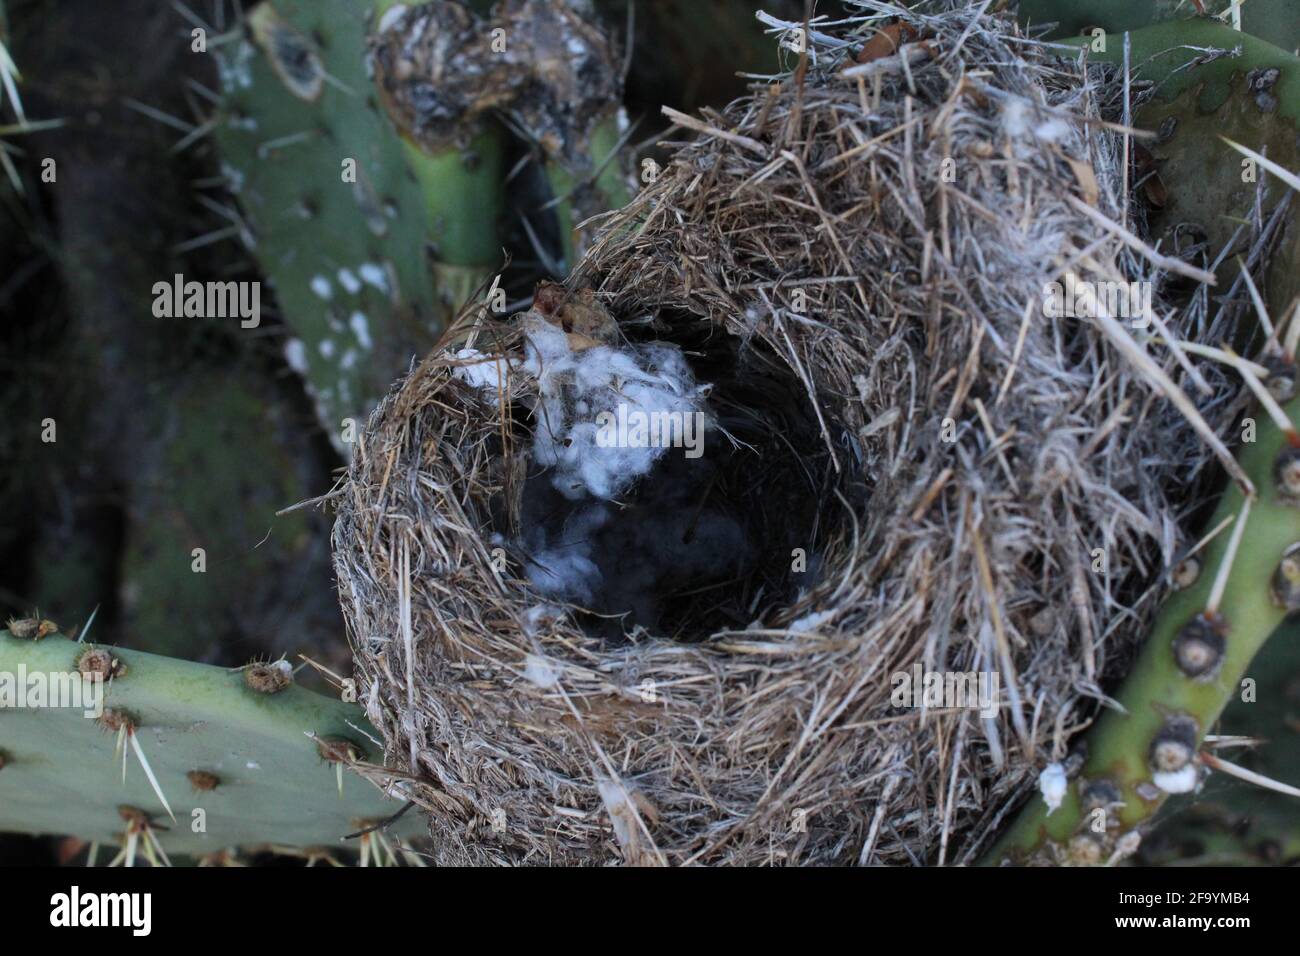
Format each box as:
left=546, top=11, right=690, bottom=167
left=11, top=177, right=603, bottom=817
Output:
left=369, top=0, right=621, bottom=156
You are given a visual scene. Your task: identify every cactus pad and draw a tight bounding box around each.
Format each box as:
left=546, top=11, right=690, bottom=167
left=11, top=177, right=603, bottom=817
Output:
left=0, top=631, right=420, bottom=859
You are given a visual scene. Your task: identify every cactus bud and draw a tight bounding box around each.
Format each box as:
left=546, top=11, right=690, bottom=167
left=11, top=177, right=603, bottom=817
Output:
left=244, top=660, right=294, bottom=694
left=77, top=647, right=126, bottom=680
left=1150, top=715, right=1198, bottom=772
left=1270, top=542, right=1300, bottom=611
left=1171, top=556, right=1200, bottom=590
left=1264, top=353, right=1297, bottom=403
left=1273, top=445, right=1300, bottom=504
left=187, top=770, right=221, bottom=792
left=1171, top=614, right=1226, bottom=679
left=1067, top=834, right=1104, bottom=866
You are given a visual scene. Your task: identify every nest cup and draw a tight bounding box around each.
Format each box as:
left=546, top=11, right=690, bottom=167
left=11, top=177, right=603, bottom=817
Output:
left=333, top=3, right=1238, bottom=865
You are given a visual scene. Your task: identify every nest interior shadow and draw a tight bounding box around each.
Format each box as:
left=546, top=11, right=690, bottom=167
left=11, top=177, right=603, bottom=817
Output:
left=497, top=309, right=840, bottom=642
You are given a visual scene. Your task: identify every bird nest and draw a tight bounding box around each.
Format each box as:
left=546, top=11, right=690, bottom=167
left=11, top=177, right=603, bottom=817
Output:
left=331, top=1, right=1245, bottom=865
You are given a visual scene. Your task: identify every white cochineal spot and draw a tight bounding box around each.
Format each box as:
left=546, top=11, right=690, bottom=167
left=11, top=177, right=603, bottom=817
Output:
left=349, top=312, right=372, bottom=349
left=310, top=275, right=332, bottom=301
left=216, top=40, right=256, bottom=93
left=1038, top=762, right=1068, bottom=815
left=337, top=268, right=362, bottom=294
left=358, top=262, right=389, bottom=292
left=283, top=338, right=308, bottom=374
left=220, top=162, right=245, bottom=194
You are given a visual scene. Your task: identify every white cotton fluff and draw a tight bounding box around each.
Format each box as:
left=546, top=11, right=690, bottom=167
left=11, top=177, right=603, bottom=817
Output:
left=522, top=502, right=609, bottom=604
left=1001, top=97, right=1031, bottom=138
left=522, top=316, right=709, bottom=502
left=1033, top=117, right=1071, bottom=143
left=523, top=653, right=561, bottom=688
left=788, top=609, right=836, bottom=633
left=511, top=315, right=749, bottom=622
left=1153, top=765, right=1199, bottom=794
left=520, top=604, right=563, bottom=637
left=451, top=348, right=506, bottom=397
left=1001, top=98, right=1073, bottom=157
left=1038, top=762, right=1068, bottom=815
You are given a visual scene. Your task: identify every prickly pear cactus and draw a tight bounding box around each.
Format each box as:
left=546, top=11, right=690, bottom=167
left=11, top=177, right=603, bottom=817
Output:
left=1017, top=0, right=1300, bottom=55
left=370, top=0, right=631, bottom=271
left=987, top=25, right=1300, bottom=861
left=212, top=0, right=500, bottom=451
left=1084, top=19, right=1300, bottom=316
left=1139, top=615, right=1300, bottom=866
left=988, top=368, right=1300, bottom=863
left=0, top=631, right=420, bottom=861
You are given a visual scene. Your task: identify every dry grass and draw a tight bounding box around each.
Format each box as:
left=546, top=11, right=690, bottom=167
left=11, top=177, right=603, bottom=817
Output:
left=331, top=1, right=1255, bottom=865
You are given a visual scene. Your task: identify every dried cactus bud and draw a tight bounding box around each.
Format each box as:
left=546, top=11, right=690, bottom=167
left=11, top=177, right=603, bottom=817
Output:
left=244, top=660, right=294, bottom=694
left=1081, top=779, right=1123, bottom=812
left=98, top=708, right=138, bottom=734
left=249, top=4, right=324, bottom=102
left=532, top=282, right=619, bottom=348
left=1264, top=353, right=1297, bottom=403
left=117, top=805, right=154, bottom=828
left=1273, top=445, right=1300, bottom=504
left=1170, top=556, right=1200, bottom=590
left=1171, top=614, right=1226, bottom=679
left=1149, top=715, right=1198, bottom=773
left=493, top=0, right=623, bottom=164
left=6, top=617, right=56, bottom=640
left=187, top=770, right=221, bottom=792
left=1271, top=542, right=1300, bottom=611
left=77, top=647, right=126, bottom=680
left=316, top=736, right=363, bottom=763
left=6, top=617, right=39, bottom=639
left=1067, top=834, right=1104, bottom=866
left=369, top=1, right=509, bottom=150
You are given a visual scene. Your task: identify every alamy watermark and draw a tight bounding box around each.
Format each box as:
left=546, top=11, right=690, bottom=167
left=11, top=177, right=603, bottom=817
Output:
left=1042, top=272, right=1152, bottom=328
left=152, top=273, right=260, bottom=328
left=50, top=886, right=151, bottom=936
left=890, top=664, right=999, bottom=719
left=0, top=665, right=103, bottom=718
left=595, top=403, right=705, bottom=459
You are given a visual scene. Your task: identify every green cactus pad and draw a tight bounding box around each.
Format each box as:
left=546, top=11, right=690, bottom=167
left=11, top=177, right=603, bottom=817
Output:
left=1141, top=607, right=1300, bottom=865
left=0, top=632, right=420, bottom=859
left=1018, top=0, right=1300, bottom=59
left=212, top=0, right=457, bottom=451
